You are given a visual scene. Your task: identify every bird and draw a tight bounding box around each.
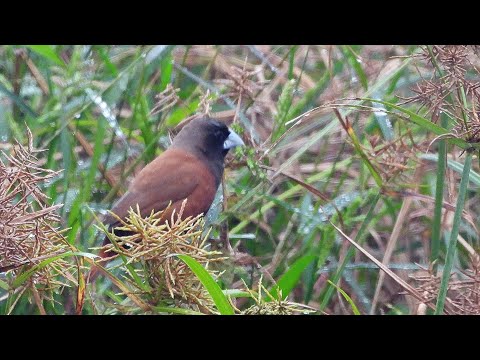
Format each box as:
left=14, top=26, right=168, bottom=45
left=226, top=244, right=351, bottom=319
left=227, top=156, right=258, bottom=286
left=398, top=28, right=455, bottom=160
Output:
left=88, top=116, right=244, bottom=280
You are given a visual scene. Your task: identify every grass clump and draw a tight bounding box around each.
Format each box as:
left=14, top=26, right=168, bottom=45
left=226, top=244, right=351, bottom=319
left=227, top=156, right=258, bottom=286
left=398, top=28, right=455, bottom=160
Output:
left=94, top=201, right=227, bottom=314
left=0, top=129, right=74, bottom=314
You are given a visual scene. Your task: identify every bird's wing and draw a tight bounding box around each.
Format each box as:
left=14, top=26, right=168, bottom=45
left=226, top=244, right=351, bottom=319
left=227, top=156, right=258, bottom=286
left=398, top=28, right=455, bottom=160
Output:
left=104, top=148, right=216, bottom=228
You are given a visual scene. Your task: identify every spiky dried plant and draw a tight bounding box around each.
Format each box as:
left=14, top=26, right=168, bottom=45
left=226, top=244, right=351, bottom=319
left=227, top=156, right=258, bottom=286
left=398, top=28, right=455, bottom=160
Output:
left=403, top=45, right=480, bottom=145
left=428, top=45, right=469, bottom=83
left=367, top=131, right=427, bottom=184
left=198, top=89, right=214, bottom=117
left=399, top=79, right=448, bottom=116
left=214, top=63, right=266, bottom=104
left=149, top=84, right=180, bottom=116
left=238, top=276, right=316, bottom=315
left=0, top=129, right=72, bottom=313
left=411, top=254, right=480, bottom=315
left=97, top=200, right=226, bottom=313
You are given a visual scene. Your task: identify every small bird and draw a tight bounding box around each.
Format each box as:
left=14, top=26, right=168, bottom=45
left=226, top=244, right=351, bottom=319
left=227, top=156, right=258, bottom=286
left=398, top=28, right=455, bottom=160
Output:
left=90, top=116, right=244, bottom=279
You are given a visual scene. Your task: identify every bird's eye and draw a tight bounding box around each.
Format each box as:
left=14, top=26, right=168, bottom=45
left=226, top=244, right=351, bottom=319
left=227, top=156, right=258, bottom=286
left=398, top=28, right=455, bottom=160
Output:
left=207, top=120, right=229, bottom=141
left=214, top=129, right=226, bottom=140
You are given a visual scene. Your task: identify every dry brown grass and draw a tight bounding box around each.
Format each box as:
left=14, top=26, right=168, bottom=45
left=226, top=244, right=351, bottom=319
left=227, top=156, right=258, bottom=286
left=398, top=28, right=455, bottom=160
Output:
left=0, top=128, right=73, bottom=314
left=96, top=201, right=227, bottom=314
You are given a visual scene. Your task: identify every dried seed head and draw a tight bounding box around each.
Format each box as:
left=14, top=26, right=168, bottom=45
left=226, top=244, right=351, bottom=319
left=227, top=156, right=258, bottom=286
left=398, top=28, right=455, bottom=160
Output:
left=99, top=200, right=226, bottom=313
left=366, top=131, right=426, bottom=184
left=411, top=257, right=480, bottom=315
left=240, top=276, right=316, bottom=315
left=0, top=129, right=71, bottom=310
left=150, top=84, right=180, bottom=116
left=215, top=64, right=266, bottom=104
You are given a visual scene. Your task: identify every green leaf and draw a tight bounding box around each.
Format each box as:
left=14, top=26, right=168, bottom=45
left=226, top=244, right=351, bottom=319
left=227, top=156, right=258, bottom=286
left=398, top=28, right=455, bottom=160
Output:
left=96, top=46, right=118, bottom=76
left=0, top=278, right=8, bottom=291
left=371, top=91, right=394, bottom=141
left=435, top=152, right=473, bottom=314
left=164, top=99, right=200, bottom=126
left=177, top=254, right=235, bottom=315
left=345, top=123, right=383, bottom=187
left=327, top=280, right=361, bottom=315
left=84, top=117, right=106, bottom=198
left=288, top=46, right=298, bottom=80
left=25, top=45, right=65, bottom=67
left=342, top=46, right=368, bottom=90
left=271, top=254, right=317, bottom=299
left=429, top=113, right=449, bottom=273
left=222, top=289, right=253, bottom=298
left=160, top=53, right=173, bottom=91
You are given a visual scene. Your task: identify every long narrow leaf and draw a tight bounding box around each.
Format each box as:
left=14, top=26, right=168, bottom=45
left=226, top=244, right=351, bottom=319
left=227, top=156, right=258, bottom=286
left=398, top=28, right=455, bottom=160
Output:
left=342, top=46, right=368, bottom=90
left=435, top=152, right=473, bottom=314
left=177, top=254, right=235, bottom=315
left=431, top=113, right=448, bottom=272
left=0, top=279, right=8, bottom=291
left=25, top=45, right=65, bottom=67
left=271, top=254, right=317, bottom=299
left=327, top=280, right=361, bottom=315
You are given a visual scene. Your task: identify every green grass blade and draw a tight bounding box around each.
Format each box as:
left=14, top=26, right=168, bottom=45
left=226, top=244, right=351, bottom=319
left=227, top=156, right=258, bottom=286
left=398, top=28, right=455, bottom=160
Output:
left=345, top=123, right=383, bottom=187
left=371, top=92, right=394, bottom=141
left=165, top=99, right=200, bottom=126
left=159, top=52, right=173, bottom=91
left=435, top=152, right=473, bottom=314
left=223, top=289, right=253, bottom=298
left=430, top=113, right=448, bottom=272
left=288, top=46, right=298, bottom=80
left=271, top=254, right=317, bottom=300
left=25, top=45, right=65, bottom=67
left=327, top=280, right=361, bottom=315
left=84, top=117, right=106, bottom=197
left=96, top=46, right=119, bottom=77
left=0, top=279, right=8, bottom=291
left=287, top=72, right=329, bottom=120
left=341, top=46, right=368, bottom=90
left=177, top=254, right=235, bottom=315
left=273, top=79, right=296, bottom=141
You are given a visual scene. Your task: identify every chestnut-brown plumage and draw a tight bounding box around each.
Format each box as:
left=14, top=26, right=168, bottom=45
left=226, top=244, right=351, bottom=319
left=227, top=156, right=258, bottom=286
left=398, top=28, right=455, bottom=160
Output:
left=91, top=117, right=244, bottom=277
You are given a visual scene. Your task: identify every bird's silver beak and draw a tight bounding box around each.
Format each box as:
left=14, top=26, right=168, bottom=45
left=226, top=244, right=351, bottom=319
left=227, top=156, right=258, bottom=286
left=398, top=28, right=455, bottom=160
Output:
left=224, top=128, right=245, bottom=150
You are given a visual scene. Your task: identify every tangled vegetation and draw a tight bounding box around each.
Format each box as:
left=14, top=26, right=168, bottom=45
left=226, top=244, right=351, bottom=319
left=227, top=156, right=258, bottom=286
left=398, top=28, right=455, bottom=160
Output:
left=1, top=45, right=479, bottom=315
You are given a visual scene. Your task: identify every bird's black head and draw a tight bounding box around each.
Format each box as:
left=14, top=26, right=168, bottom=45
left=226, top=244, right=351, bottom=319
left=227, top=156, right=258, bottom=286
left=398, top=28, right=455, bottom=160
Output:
left=171, top=117, right=244, bottom=184
left=173, top=117, right=244, bottom=159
